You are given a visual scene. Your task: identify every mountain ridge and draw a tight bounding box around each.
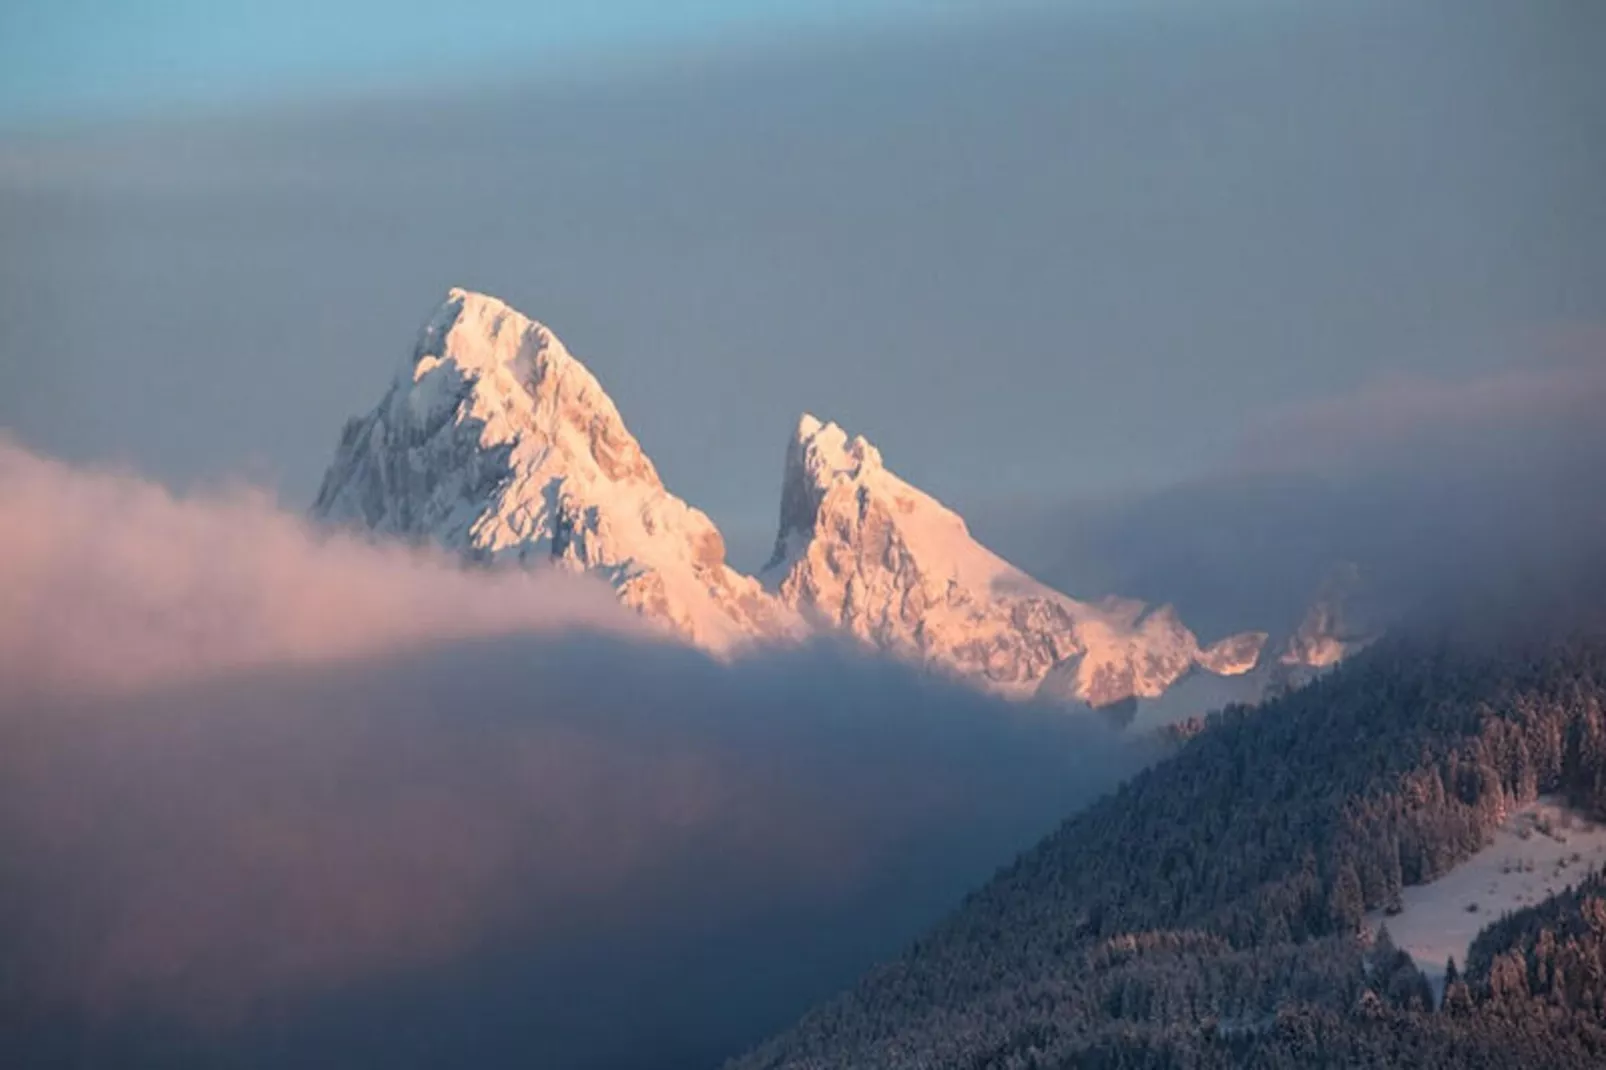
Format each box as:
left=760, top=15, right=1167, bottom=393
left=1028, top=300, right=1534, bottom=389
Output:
left=313, top=288, right=1344, bottom=706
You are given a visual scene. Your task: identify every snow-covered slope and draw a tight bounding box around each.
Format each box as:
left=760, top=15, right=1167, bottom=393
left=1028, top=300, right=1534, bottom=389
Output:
left=760, top=415, right=1267, bottom=704
left=1366, top=798, right=1606, bottom=997
left=312, top=288, right=797, bottom=651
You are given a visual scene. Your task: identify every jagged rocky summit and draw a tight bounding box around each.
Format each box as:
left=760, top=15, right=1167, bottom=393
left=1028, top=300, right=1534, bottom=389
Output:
left=762, top=414, right=1265, bottom=702
left=314, top=288, right=1285, bottom=706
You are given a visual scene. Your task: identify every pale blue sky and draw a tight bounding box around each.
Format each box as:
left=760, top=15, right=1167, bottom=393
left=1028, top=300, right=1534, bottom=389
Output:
left=0, top=0, right=1025, bottom=126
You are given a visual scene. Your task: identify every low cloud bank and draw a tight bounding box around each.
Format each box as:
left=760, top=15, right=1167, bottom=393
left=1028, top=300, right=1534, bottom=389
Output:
left=0, top=442, right=1139, bottom=1069
left=0, top=441, right=644, bottom=699
left=975, top=357, right=1606, bottom=641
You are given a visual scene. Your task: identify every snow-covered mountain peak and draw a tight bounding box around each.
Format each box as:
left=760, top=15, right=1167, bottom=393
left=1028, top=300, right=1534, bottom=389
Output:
left=416, top=287, right=572, bottom=379
left=403, top=288, right=659, bottom=492
left=313, top=289, right=794, bottom=650
left=763, top=414, right=1266, bottom=703
left=770, top=412, right=981, bottom=571
left=792, top=414, right=884, bottom=475
left=774, top=416, right=886, bottom=540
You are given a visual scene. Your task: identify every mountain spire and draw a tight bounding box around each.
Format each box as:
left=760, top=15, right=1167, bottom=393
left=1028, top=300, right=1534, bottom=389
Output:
left=761, top=414, right=1267, bottom=703
left=312, top=288, right=795, bottom=650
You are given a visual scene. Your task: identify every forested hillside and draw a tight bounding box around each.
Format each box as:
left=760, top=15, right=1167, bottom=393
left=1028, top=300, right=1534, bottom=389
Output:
left=733, top=624, right=1606, bottom=1068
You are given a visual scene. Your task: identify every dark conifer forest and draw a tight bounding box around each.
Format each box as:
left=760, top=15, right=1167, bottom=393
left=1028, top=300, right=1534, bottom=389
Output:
left=732, top=619, right=1606, bottom=1068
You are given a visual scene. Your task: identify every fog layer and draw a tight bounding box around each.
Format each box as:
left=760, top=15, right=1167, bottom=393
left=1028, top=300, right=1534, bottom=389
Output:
left=973, top=355, right=1606, bottom=642
left=0, top=442, right=1140, bottom=1069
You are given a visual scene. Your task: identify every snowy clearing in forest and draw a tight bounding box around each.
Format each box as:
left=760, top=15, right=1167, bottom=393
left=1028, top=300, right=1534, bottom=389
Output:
left=1367, top=797, right=1606, bottom=994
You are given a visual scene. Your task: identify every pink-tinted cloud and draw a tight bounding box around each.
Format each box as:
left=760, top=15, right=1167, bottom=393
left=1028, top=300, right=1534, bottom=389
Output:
left=0, top=442, right=1135, bottom=1063
left=0, top=437, right=643, bottom=699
